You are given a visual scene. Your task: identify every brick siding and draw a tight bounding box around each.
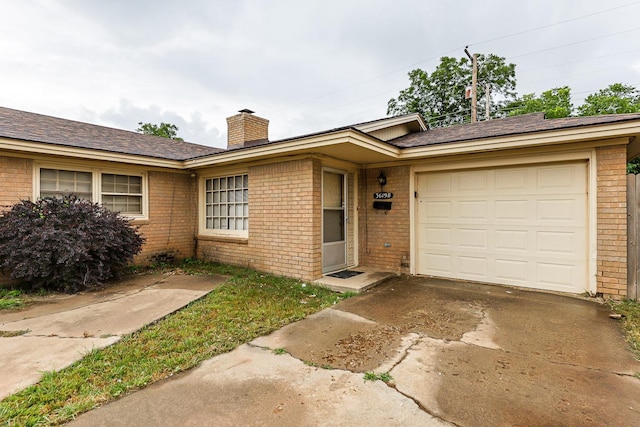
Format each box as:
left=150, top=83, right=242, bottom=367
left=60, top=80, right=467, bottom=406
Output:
left=596, top=145, right=628, bottom=299
left=197, top=159, right=322, bottom=281
left=134, top=171, right=197, bottom=264
left=358, top=166, right=411, bottom=273
left=226, top=112, right=269, bottom=148
left=0, top=156, right=32, bottom=211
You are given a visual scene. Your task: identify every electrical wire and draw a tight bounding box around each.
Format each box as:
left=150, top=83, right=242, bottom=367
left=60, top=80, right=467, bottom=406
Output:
left=267, top=2, right=640, bottom=118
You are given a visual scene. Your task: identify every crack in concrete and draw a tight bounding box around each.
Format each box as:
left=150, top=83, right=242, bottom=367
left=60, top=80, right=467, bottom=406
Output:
left=250, top=335, right=457, bottom=424
left=385, top=381, right=459, bottom=426
left=378, top=334, right=458, bottom=426
left=20, top=333, right=121, bottom=340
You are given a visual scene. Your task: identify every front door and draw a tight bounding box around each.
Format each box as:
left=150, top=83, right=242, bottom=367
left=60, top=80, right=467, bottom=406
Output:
left=322, top=170, right=347, bottom=273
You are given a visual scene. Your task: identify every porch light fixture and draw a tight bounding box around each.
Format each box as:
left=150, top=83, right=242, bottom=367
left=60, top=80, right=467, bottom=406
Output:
left=377, top=171, right=387, bottom=188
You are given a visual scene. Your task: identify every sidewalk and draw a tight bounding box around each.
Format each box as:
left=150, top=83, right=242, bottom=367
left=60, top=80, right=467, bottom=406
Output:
left=0, top=273, right=226, bottom=399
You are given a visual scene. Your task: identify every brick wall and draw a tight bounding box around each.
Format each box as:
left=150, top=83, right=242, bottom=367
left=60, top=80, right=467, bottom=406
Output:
left=226, top=112, right=269, bottom=148
left=0, top=156, right=32, bottom=285
left=250, top=159, right=321, bottom=279
left=358, top=166, right=411, bottom=273
left=596, top=145, right=628, bottom=299
left=0, top=156, right=32, bottom=211
left=197, top=159, right=322, bottom=281
left=134, top=171, right=197, bottom=264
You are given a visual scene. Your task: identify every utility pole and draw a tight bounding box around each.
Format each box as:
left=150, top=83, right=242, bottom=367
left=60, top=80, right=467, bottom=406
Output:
left=486, top=84, right=490, bottom=120
left=464, top=46, right=478, bottom=123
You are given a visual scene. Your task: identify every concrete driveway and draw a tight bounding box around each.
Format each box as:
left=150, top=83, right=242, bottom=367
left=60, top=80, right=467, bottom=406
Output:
left=0, top=273, right=226, bottom=400
left=68, top=276, right=640, bottom=427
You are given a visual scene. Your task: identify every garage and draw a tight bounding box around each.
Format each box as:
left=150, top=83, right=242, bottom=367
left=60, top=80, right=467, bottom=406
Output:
left=416, top=162, right=588, bottom=293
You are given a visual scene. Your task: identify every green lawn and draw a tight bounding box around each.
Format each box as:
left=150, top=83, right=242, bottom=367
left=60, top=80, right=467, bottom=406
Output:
left=611, top=299, right=640, bottom=359
left=0, top=289, right=24, bottom=311
left=0, top=261, right=346, bottom=426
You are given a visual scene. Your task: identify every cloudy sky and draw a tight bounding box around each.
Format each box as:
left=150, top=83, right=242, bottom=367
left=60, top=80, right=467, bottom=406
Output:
left=1, top=0, right=639, bottom=148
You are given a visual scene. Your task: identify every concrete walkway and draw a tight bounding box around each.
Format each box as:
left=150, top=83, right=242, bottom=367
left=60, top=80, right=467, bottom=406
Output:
left=0, top=273, right=226, bottom=399
left=68, top=276, right=640, bottom=426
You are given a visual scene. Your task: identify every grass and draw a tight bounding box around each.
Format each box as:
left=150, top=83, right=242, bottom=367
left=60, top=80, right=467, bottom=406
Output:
left=363, top=371, right=393, bottom=383
left=610, top=299, right=640, bottom=358
left=0, top=260, right=347, bottom=426
left=0, top=289, right=24, bottom=310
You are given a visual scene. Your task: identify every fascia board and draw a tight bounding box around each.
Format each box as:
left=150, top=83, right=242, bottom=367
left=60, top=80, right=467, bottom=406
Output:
left=184, top=130, right=401, bottom=168
left=399, top=122, right=640, bottom=160
left=0, top=138, right=184, bottom=169
left=355, top=114, right=427, bottom=133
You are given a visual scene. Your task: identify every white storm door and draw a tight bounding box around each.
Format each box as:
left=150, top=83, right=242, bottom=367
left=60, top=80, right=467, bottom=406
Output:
left=323, top=170, right=347, bottom=273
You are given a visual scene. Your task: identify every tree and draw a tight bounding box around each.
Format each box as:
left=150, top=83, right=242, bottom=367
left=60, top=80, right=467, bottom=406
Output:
left=387, top=54, right=517, bottom=128
left=136, top=122, right=184, bottom=141
left=577, top=83, right=640, bottom=116
left=575, top=83, right=640, bottom=173
left=506, top=86, right=573, bottom=119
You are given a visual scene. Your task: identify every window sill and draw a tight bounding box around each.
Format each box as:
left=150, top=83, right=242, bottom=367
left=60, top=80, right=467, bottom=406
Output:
left=197, top=235, right=248, bottom=245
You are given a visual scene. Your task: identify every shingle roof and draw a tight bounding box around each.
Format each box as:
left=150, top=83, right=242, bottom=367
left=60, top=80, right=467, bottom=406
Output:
left=390, top=112, right=640, bottom=148
left=0, top=106, right=223, bottom=161
left=3, top=106, right=640, bottom=163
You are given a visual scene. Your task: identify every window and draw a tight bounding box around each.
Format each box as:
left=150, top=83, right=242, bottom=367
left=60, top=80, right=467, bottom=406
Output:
left=101, top=174, right=143, bottom=215
left=204, top=174, right=248, bottom=232
left=37, top=167, right=146, bottom=217
left=40, top=168, right=92, bottom=199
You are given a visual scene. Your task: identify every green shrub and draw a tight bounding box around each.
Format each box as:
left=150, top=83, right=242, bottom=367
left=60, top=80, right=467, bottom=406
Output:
left=0, top=195, right=145, bottom=292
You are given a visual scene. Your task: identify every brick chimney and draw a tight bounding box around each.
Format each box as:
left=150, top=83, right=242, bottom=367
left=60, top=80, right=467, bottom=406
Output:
left=226, top=109, right=269, bottom=149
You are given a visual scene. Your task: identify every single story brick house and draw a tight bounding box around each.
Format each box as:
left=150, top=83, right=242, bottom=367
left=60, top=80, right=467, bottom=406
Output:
left=1, top=106, right=640, bottom=299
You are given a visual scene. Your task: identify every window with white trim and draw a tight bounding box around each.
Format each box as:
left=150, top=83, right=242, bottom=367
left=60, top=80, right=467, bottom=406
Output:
left=37, top=167, right=146, bottom=217
left=40, top=168, right=92, bottom=199
left=204, top=174, right=249, bottom=231
left=101, top=174, right=143, bottom=215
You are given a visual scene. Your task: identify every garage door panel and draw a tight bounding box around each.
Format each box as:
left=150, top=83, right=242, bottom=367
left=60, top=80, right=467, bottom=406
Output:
left=417, top=162, right=587, bottom=294
left=495, top=259, right=529, bottom=282
left=495, top=229, right=528, bottom=251
left=424, top=174, right=451, bottom=192
left=537, top=165, right=581, bottom=192
left=495, top=169, right=528, bottom=190
left=424, top=253, right=452, bottom=274
left=495, top=200, right=529, bottom=221
left=537, top=199, right=582, bottom=223
left=458, top=256, right=487, bottom=278
left=457, top=200, right=488, bottom=220
left=537, top=262, right=580, bottom=291
left=423, top=227, right=451, bottom=247
left=458, top=228, right=487, bottom=249
left=425, top=201, right=452, bottom=220
left=537, top=231, right=576, bottom=255
left=458, top=171, right=488, bottom=191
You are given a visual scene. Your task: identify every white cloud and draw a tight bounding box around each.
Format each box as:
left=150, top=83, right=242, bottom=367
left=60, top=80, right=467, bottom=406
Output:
left=1, top=0, right=639, bottom=147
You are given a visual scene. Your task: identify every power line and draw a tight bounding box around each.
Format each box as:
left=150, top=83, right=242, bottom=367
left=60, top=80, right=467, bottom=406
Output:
left=469, top=1, right=640, bottom=48
left=517, top=47, right=640, bottom=75
left=510, top=27, right=640, bottom=60
left=269, top=2, right=640, bottom=117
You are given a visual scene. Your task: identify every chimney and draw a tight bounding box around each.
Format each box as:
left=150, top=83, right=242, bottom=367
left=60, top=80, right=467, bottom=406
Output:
left=226, top=109, right=269, bottom=149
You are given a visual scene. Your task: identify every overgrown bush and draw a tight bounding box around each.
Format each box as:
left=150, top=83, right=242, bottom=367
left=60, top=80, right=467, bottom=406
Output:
left=0, top=195, right=145, bottom=292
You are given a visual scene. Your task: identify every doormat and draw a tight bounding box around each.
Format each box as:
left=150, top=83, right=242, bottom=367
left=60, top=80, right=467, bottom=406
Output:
left=327, top=270, right=363, bottom=279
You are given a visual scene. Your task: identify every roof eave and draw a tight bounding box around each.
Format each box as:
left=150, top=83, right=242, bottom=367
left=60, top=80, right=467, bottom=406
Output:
left=355, top=113, right=427, bottom=133
left=184, top=129, right=401, bottom=168
left=0, top=137, right=185, bottom=169
left=398, top=120, right=640, bottom=160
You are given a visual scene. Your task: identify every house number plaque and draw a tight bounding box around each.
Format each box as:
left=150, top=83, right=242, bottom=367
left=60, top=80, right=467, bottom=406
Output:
left=373, top=192, right=393, bottom=199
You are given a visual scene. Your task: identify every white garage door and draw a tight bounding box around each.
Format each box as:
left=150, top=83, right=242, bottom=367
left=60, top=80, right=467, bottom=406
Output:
left=416, top=162, right=588, bottom=293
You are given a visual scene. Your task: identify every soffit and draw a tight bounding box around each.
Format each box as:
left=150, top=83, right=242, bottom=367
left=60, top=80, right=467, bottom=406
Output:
left=185, top=131, right=400, bottom=168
